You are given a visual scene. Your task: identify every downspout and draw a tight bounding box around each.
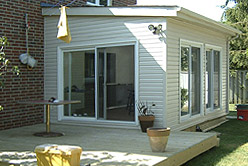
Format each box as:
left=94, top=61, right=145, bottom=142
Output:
left=226, top=34, right=239, bottom=114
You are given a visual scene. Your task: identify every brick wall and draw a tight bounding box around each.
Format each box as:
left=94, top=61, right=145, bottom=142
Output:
left=0, top=0, right=137, bottom=130
left=0, top=0, right=46, bottom=130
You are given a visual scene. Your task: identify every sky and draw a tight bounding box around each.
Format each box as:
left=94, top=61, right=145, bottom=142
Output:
left=177, top=0, right=235, bottom=21
left=137, top=0, right=235, bottom=21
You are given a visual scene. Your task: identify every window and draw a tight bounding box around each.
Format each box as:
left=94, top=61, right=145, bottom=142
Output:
left=180, top=47, right=190, bottom=116
left=87, top=0, right=110, bottom=6
left=180, top=40, right=203, bottom=119
left=205, top=47, right=221, bottom=112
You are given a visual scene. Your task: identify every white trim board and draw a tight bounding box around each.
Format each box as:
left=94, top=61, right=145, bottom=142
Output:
left=42, top=6, right=240, bottom=36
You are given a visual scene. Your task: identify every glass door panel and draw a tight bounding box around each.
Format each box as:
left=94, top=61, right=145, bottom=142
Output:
left=97, top=48, right=106, bottom=119
left=206, top=49, right=221, bottom=111
left=214, top=50, right=220, bottom=109
left=206, top=50, right=211, bottom=109
left=97, top=45, right=135, bottom=121
left=180, top=47, right=190, bottom=116
left=191, top=47, right=201, bottom=115
left=63, top=51, right=95, bottom=118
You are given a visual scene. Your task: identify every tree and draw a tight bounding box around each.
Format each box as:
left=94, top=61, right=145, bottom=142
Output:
left=222, top=0, right=248, bottom=70
left=0, top=36, right=20, bottom=111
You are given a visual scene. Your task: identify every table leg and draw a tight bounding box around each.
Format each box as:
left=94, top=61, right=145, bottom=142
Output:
left=46, top=104, right=50, bottom=133
left=33, top=104, right=64, bottom=137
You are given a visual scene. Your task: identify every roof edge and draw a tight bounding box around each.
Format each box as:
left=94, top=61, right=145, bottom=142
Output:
left=42, top=6, right=240, bottom=36
left=177, top=7, right=241, bottom=36
left=42, top=6, right=180, bottom=17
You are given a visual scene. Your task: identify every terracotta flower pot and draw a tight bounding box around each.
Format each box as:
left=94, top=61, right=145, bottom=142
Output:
left=138, top=115, right=155, bottom=132
left=147, top=127, right=170, bottom=152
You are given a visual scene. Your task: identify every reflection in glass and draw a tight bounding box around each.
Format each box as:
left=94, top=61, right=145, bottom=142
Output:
left=214, top=50, right=220, bottom=109
left=180, top=47, right=189, bottom=116
left=63, top=51, right=95, bottom=117
left=206, top=51, right=211, bottom=109
left=100, top=0, right=108, bottom=5
left=98, top=46, right=135, bottom=121
left=87, top=0, right=96, bottom=3
left=87, top=0, right=107, bottom=5
left=191, top=47, right=201, bottom=115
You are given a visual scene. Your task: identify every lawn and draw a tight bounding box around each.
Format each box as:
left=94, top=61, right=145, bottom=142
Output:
left=184, top=119, right=248, bottom=166
left=228, top=104, right=237, bottom=117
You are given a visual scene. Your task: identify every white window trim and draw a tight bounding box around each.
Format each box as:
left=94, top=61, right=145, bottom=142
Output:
left=57, top=41, right=139, bottom=126
left=180, top=39, right=204, bottom=122
left=205, top=44, right=222, bottom=114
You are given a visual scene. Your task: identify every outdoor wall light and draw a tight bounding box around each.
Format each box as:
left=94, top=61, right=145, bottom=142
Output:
left=148, top=24, right=163, bottom=35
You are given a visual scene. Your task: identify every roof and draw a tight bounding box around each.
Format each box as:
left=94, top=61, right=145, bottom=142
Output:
left=42, top=6, right=241, bottom=36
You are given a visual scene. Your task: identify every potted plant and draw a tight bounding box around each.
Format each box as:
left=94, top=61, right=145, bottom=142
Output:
left=147, top=127, right=170, bottom=152
left=136, top=101, right=155, bottom=132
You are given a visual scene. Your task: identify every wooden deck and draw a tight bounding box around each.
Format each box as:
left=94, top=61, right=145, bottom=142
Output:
left=0, top=123, right=219, bottom=166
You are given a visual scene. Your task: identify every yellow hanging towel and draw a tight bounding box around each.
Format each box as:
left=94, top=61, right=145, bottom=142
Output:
left=57, top=6, right=71, bottom=43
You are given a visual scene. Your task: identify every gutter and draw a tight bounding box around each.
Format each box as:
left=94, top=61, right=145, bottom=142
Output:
left=177, top=8, right=241, bottom=36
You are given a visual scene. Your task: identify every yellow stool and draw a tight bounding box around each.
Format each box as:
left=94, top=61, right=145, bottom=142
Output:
left=35, top=144, right=82, bottom=166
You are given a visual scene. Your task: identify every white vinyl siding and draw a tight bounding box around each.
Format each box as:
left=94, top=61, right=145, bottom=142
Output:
left=166, top=18, right=228, bottom=130
left=44, top=16, right=167, bottom=127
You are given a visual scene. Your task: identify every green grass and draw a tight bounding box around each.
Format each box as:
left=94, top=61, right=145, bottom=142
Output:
left=228, top=104, right=237, bottom=117
left=184, top=119, right=248, bottom=166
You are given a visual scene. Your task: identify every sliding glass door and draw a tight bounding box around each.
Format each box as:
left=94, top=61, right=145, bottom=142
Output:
left=205, top=48, right=221, bottom=112
left=63, top=45, right=135, bottom=122
left=180, top=41, right=202, bottom=119
left=63, top=51, right=95, bottom=117
left=97, top=46, right=135, bottom=121
left=191, top=47, right=201, bottom=115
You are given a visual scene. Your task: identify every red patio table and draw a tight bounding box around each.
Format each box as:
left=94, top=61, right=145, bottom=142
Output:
left=18, top=100, right=81, bottom=137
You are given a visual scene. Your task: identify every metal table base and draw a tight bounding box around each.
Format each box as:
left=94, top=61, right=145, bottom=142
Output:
left=18, top=100, right=81, bottom=137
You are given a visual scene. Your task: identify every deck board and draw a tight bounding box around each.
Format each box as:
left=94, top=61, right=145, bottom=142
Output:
left=0, top=123, right=219, bottom=166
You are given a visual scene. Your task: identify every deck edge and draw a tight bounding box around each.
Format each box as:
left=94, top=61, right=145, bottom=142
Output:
left=155, top=134, right=219, bottom=166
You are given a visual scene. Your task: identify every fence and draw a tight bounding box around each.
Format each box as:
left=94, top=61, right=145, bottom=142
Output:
left=229, top=70, right=248, bottom=104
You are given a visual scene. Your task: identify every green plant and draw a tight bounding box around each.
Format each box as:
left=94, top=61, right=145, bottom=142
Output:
left=136, top=101, right=155, bottom=116
left=222, top=0, right=248, bottom=70
left=181, top=88, right=188, bottom=108
left=181, top=48, right=189, bottom=71
left=230, top=70, right=237, bottom=78
left=0, top=36, right=20, bottom=111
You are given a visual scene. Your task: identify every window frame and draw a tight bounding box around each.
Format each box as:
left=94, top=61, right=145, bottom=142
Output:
left=180, top=39, right=204, bottom=122
left=57, top=41, right=139, bottom=126
left=86, top=0, right=112, bottom=6
left=205, top=44, right=222, bottom=113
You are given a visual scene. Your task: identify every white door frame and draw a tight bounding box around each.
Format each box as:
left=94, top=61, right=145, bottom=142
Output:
left=179, top=39, right=204, bottom=122
left=205, top=44, right=222, bottom=113
left=57, top=41, right=139, bottom=126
